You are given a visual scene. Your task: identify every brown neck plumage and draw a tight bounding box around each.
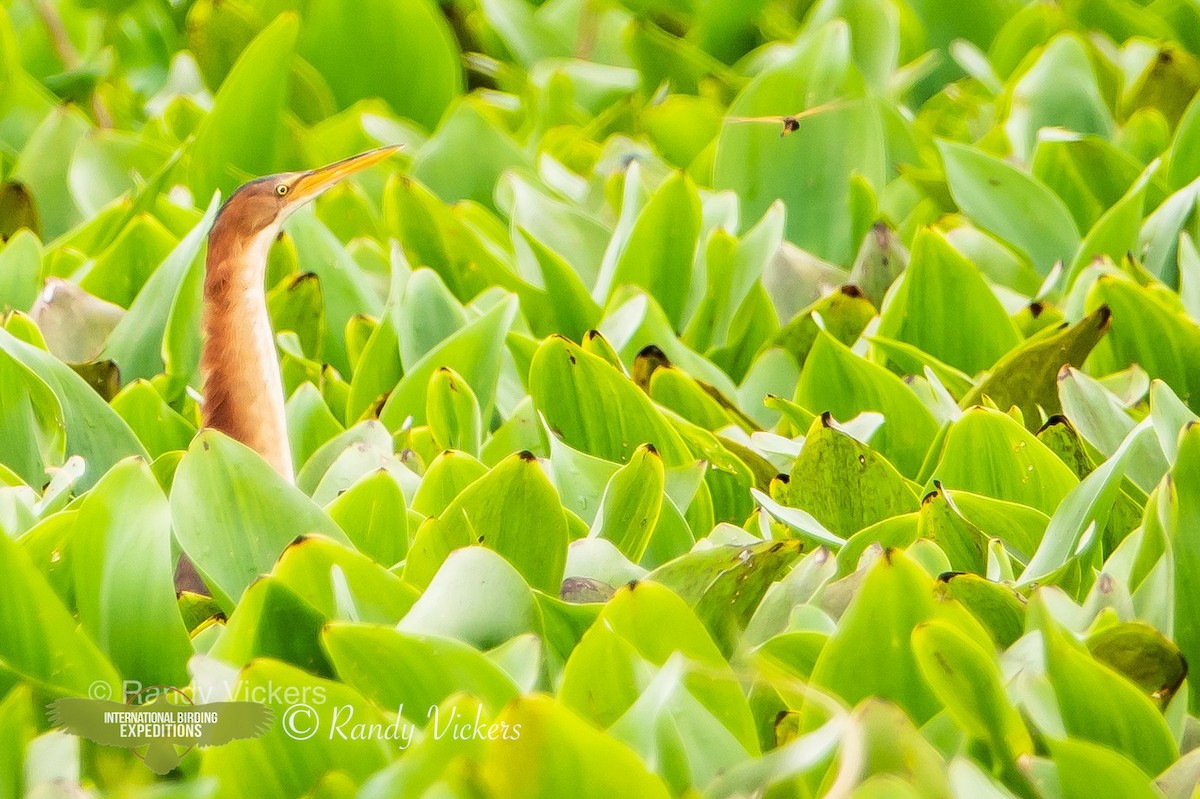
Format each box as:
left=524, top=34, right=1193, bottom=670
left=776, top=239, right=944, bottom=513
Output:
left=199, top=214, right=294, bottom=481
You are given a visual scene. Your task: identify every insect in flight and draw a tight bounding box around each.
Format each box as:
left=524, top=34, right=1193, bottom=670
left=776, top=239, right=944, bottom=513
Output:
left=725, top=100, right=855, bottom=136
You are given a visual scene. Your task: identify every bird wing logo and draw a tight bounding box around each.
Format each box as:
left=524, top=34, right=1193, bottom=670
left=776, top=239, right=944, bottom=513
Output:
left=48, top=692, right=274, bottom=775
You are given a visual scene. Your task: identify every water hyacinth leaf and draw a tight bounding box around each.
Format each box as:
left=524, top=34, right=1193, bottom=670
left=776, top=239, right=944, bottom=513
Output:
left=481, top=695, right=672, bottom=799
left=608, top=654, right=753, bottom=793
left=171, top=430, right=348, bottom=609
left=1086, top=275, right=1200, bottom=410
left=11, top=107, right=90, bottom=240
left=531, top=336, right=692, bottom=466
left=285, top=383, right=344, bottom=469
left=187, top=14, right=297, bottom=199
left=877, top=228, right=1020, bottom=376
left=931, top=407, right=1078, bottom=517
left=77, top=214, right=179, bottom=309
left=109, top=379, right=195, bottom=459
left=0, top=328, right=146, bottom=490
left=795, top=331, right=938, bottom=477
left=296, top=420, right=394, bottom=497
left=72, top=457, right=191, bottom=687
left=596, top=172, right=701, bottom=328
left=199, top=659, right=392, bottom=797
left=426, top=366, right=482, bottom=457
left=266, top=272, right=324, bottom=360
left=935, top=572, right=1027, bottom=649
left=912, top=621, right=1032, bottom=776
left=590, top=444, right=665, bottom=563
left=297, top=0, right=461, bottom=131
left=961, top=306, right=1111, bottom=427
left=939, top=139, right=1080, bottom=275
left=765, top=285, right=877, bottom=373
left=648, top=539, right=802, bottom=657
left=1040, top=612, right=1177, bottom=775
left=779, top=415, right=920, bottom=538
left=1048, top=737, right=1165, bottom=799
left=326, top=469, right=410, bottom=567
left=559, top=580, right=758, bottom=751
left=1086, top=622, right=1187, bottom=708
left=0, top=526, right=119, bottom=697
left=103, top=195, right=220, bottom=383
left=270, top=535, right=417, bottom=624
left=0, top=229, right=41, bottom=313
left=809, top=549, right=990, bottom=725
left=0, top=346, right=65, bottom=487
left=410, top=449, right=488, bottom=517
left=412, top=99, right=529, bottom=211
left=206, top=575, right=342, bottom=674
left=1005, top=35, right=1113, bottom=163
left=406, top=451, right=567, bottom=594
left=286, top=209, right=384, bottom=376
left=1164, top=423, right=1200, bottom=710
left=379, top=296, right=517, bottom=429
left=399, top=546, right=541, bottom=650
left=1022, top=422, right=1156, bottom=582
left=323, top=622, right=519, bottom=715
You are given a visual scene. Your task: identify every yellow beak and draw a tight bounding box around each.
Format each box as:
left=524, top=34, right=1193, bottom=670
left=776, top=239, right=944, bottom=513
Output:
left=290, top=145, right=402, bottom=203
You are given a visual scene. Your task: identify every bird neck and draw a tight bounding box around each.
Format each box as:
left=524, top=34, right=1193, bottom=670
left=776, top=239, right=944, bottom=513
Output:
left=200, top=217, right=294, bottom=481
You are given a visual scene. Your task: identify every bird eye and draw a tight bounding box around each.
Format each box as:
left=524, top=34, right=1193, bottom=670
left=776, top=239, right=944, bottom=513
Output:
left=275, top=184, right=289, bottom=196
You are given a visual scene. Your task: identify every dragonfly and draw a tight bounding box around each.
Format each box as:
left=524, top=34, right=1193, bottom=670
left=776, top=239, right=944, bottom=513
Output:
left=725, top=99, right=857, bottom=136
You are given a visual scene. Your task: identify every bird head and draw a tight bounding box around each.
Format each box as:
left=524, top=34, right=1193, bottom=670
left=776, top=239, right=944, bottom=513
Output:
left=213, top=144, right=402, bottom=240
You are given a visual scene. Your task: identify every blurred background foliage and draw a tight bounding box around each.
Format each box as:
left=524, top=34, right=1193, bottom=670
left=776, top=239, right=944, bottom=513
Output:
left=5, top=0, right=1200, bottom=797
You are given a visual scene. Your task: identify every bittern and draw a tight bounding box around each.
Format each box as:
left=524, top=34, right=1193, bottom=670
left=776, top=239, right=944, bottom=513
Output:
left=200, top=146, right=400, bottom=480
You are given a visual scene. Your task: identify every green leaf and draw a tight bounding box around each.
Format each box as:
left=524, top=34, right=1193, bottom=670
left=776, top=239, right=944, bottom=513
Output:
left=405, top=451, right=567, bottom=593
left=0, top=521, right=119, bottom=696
left=297, top=0, right=461, bottom=130
left=0, top=327, right=146, bottom=491
left=590, top=443, right=665, bottom=563
left=648, top=539, right=802, bottom=657
left=912, top=621, right=1032, bottom=779
left=400, top=546, right=541, bottom=650
left=200, top=659, right=392, bottom=797
left=1086, top=275, right=1200, bottom=410
left=323, top=623, right=519, bottom=715
left=187, top=14, right=298, bottom=199
left=73, top=457, right=191, bottom=686
left=0, top=229, right=41, bottom=313
left=780, top=415, right=919, bottom=538
left=559, top=580, right=758, bottom=752
left=379, top=296, right=517, bottom=429
left=325, top=469, right=409, bottom=567
left=596, top=171, right=701, bottom=328
left=110, top=379, right=196, bottom=459
left=809, top=549, right=991, bottom=725
left=103, top=195, right=220, bottom=383
left=481, top=695, right=672, bottom=799
left=0, top=345, right=65, bottom=487
left=426, top=366, right=481, bottom=457
left=960, top=306, right=1112, bottom=429
left=1047, top=737, right=1165, bottom=799
left=877, top=228, right=1020, bottom=375
left=1040, top=610, right=1177, bottom=775
left=930, top=407, right=1078, bottom=516
left=939, top=139, right=1080, bottom=275
left=796, top=330, right=939, bottom=477
left=171, top=430, right=348, bottom=609
left=531, top=336, right=692, bottom=466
